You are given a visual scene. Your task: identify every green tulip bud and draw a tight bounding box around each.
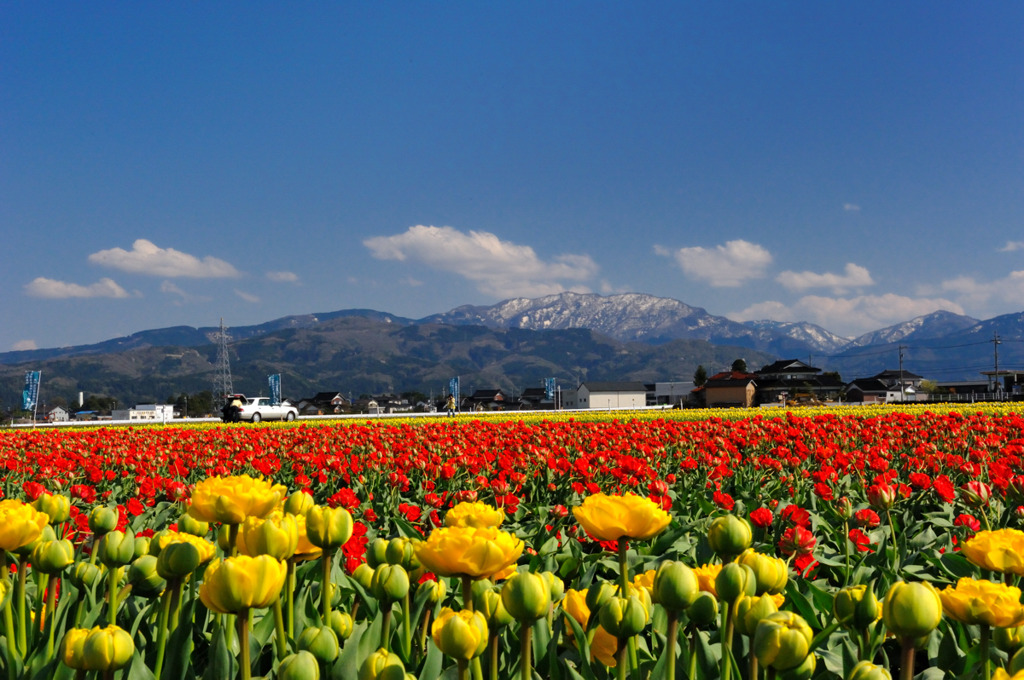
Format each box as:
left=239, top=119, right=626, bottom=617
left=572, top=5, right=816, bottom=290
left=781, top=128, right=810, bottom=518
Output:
left=585, top=580, right=617, bottom=614
left=738, top=549, right=788, bottom=595
left=707, top=514, right=752, bottom=559
left=501, top=571, right=552, bottom=622
left=133, top=536, right=151, bottom=560
left=777, top=651, right=816, bottom=680
left=15, top=523, right=56, bottom=557
left=652, top=560, right=699, bottom=613
left=97, top=530, right=136, bottom=568
left=279, top=650, right=321, bottom=680
left=997, top=626, right=1024, bottom=655
left=358, top=647, right=406, bottom=680
left=298, top=625, right=340, bottom=663
left=69, top=562, right=103, bottom=589
left=306, top=506, right=354, bottom=549
left=431, top=608, right=489, bottom=660
left=217, top=524, right=232, bottom=552
left=89, top=506, right=119, bottom=535
left=352, top=563, right=375, bottom=591
left=599, top=594, right=649, bottom=639
left=735, top=594, right=779, bottom=637
left=33, top=493, right=71, bottom=524
left=473, top=584, right=513, bottom=628
left=128, top=555, right=167, bottom=598
left=881, top=581, right=942, bottom=639
left=31, top=538, right=75, bottom=575
left=284, top=490, right=316, bottom=516
left=847, top=660, right=893, bottom=680
left=541, top=571, right=565, bottom=602
left=753, top=611, right=813, bottom=671
left=81, top=625, right=135, bottom=671
left=1011, top=646, right=1024, bottom=674
left=178, top=513, right=209, bottom=537
left=329, top=610, right=354, bottom=640
left=715, top=562, right=757, bottom=604
left=156, top=541, right=202, bottom=580
left=371, top=563, right=411, bottom=602
left=386, top=537, right=420, bottom=570
left=687, top=591, right=719, bottom=628
left=366, top=537, right=390, bottom=568
left=422, top=577, right=447, bottom=604
left=834, top=584, right=881, bottom=631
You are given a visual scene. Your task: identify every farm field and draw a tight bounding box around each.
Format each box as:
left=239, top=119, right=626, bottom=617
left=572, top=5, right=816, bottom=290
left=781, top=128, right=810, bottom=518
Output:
left=2, top=403, right=1024, bottom=680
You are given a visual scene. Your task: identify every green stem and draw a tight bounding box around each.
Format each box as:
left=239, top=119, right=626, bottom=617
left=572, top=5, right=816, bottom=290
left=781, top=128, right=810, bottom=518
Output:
left=3, top=574, right=20, bottom=680
left=402, top=591, right=412, bottom=660
left=457, top=659, right=469, bottom=680
left=381, top=604, right=393, bottom=652
left=488, top=633, right=499, bottom=680
left=273, top=597, right=288, bottom=661
left=687, top=625, right=698, bottom=680
left=617, top=537, right=630, bottom=594
left=321, top=551, right=332, bottom=623
left=107, top=567, right=119, bottom=626
left=520, top=621, right=533, bottom=680
left=750, top=654, right=760, bottom=680
left=463, top=576, right=474, bottom=611
left=419, top=608, right=432, bottom=658
left=665, top=614, right=679, bottom=680
left=238, top=609, right=252, bottom=680
left=153, top=586, right=173, bottom=680
left=286, top=558, right=296, bottom=640
left=615, top=638, right=628, bottom=680
left=899, top=637, right=915, bottom=680
left=229, top=524, right=240, bottom=557
left=842, top=519, right=851, bottom=587
left=45, top=577, right=59, bottom=658
left=16, top=560, right=27, bottom=655
left=981, top=624, right=991, bottom=680
left=721, top=599, right=737, bottom=680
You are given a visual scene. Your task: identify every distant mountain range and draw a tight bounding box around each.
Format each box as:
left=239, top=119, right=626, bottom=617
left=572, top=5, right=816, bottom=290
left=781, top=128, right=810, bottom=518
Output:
left=1, top=292, right=1020, bottom=409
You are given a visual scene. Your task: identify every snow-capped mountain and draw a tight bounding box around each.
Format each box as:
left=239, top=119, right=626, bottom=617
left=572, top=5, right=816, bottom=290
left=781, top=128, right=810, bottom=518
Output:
left=848, top=310, right=980, bottom=347
left=422, top=292, right=847, bottom=354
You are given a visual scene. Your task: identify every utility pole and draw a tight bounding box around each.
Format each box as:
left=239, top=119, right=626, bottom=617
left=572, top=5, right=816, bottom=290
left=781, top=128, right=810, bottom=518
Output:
left=898, top=345, right=906, bottom=402
left=993, top=331, right=1002, bottom=395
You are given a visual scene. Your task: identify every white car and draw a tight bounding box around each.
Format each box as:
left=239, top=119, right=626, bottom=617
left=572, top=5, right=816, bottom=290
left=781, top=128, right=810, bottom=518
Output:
left=225, top=395, right=298, bottom=422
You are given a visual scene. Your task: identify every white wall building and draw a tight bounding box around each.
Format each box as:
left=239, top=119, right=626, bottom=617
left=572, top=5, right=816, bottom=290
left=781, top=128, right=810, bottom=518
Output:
left=576, top=381, right=648, bottom=409
left=111, top=404, right=176, bottom=421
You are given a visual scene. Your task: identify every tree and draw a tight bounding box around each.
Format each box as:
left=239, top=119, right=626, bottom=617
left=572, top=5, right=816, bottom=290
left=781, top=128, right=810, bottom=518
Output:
left=731, top=358, right=747, bottom=373
left=693, top=365, right=708, bottom=388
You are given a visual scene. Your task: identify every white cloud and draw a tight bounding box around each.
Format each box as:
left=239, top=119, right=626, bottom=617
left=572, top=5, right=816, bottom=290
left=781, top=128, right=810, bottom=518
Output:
left=12, top=340, right=38, bottom=351
left=159, top=280, right=211, bottom=304
left=234, top=289, right=261, bottom=303
left=659, top=239, right=772, bottom=287
left=89, top=239, right=239, bottom=278
left=364, top=225, right=598, bottom=297
left=843, top=203, right=861, bottom=212
left=267, top=271, right=299, bottom=283
left=1000, top=241, right=1024, bottom=252
left=935, top=270, right=1024, bottom=309
left=731, top=293, right=964, bottom=337
left=24, top=277, right=131, bottom=299
left=776, top=263, right=874, bottom=293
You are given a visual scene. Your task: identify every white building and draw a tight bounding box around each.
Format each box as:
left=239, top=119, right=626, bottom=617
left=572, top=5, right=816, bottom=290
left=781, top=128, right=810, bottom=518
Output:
left=48, top=406, right=69, bottom=422
left=576, top=381, right=648, bottom=409
left=111, top=404, right=176, bottom=421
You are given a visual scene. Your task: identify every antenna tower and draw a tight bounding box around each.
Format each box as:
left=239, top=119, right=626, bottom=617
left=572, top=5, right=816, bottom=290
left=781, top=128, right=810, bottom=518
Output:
left=212, top=318, right=234, bottom=409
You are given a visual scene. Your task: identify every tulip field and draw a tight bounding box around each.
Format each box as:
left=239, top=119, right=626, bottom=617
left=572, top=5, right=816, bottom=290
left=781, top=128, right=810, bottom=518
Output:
left=4, top=404, right=1024, bottom=680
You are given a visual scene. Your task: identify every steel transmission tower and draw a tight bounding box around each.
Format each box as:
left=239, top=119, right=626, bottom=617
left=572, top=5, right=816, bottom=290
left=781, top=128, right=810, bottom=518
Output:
left=212, top=318, right=234, bottom=409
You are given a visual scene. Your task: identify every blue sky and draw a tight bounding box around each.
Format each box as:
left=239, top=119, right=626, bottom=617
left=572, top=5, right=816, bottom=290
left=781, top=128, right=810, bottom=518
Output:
left=3, top=3, right=1022, bottom=351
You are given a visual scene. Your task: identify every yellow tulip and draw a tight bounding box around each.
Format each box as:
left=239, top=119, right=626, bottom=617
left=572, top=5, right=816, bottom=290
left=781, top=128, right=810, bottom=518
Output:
left=237, top=512, right=299, bottom=560
left=444, top=502, right=505, bottom=529
left=694, top=563, right=723, bottom=597
left=188, top=474, right=285, bottom=524
left=80, top=625, right=135, bottom=671
left=994, top=670, right=1024, bottom=680
left=415, top=526, right=523, bottom=579
left=573, top=493, right=671, bottom=541
left=61, top=627, right=90, bottom=670
left=293, top=513, right=323, bottom=561
left=0, top=499, right=49, bottom=552
left=199, top=555, right=288, bottom=613
left=960, top=529, right=1024, bottom=575
left=882, top=581, right=942, bottom=639
left=306, top=505, right=354, bottom=549
left=431, top=607, right=489, bottom=660
left=940, top=578, right=1024, bottom=628
left=560, top=589, right=618, bottom=667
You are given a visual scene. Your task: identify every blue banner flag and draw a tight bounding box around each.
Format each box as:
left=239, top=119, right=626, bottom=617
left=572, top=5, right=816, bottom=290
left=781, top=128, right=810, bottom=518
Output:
left=268, top=374, right=282, bottom=406
left=449, top=376, right=460, bottom=405
left=545, top=377, right=556, bottom=400
left=22, top=371, right=40, bottom=411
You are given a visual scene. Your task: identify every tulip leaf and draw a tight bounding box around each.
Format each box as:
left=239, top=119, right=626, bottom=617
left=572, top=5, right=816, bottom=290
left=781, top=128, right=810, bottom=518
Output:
left=251, top=608, right=276, bottom=648
left=201, top=618, right=235, bottom=680
left=562, top=612, right=598, bottom=680
left=417, top=640, right=444, bottom=680
left=334, top=620, right=368, bottom=679
left=162, top=597, right=197, bottom=680
left=126, top=647, right=157, bottom=680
